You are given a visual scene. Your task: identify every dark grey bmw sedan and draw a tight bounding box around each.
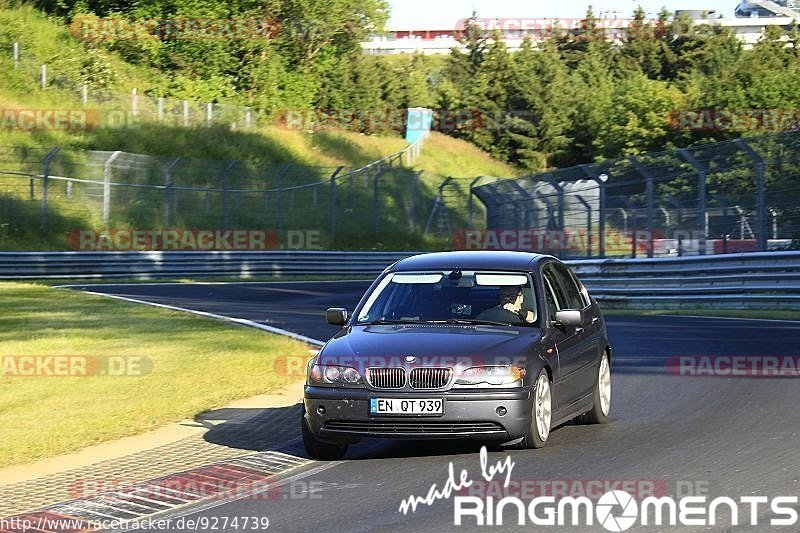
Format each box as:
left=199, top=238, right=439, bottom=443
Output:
left=302, top=251, right=612, bottom=460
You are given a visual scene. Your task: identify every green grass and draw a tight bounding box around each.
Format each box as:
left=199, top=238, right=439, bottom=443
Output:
left=0, top=282, right=312, bottom=467
left=0, top=6, right=158, bottom=101
left=0, top=129, right=511, bottom=252
left=0, top=7, right=519, bottom=252
left=603, top=307, right=800, bottom=321
left=415, top=133, right=516, bottom=179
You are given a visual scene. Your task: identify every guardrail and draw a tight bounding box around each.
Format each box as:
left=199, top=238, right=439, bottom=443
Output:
left=569, top=251, right=800, bottom=309
left=0, top=251, right=413, bottom=280
left=1, top=250, right=798, bottom=310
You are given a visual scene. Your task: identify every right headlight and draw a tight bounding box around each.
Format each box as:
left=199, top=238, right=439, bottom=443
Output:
left=307, top=364, right=365, bottom=388
left=454, top=365, right=526, bottom=387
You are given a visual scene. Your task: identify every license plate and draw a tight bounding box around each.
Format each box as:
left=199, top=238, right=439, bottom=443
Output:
left=370, top=398, right=443, bottom=415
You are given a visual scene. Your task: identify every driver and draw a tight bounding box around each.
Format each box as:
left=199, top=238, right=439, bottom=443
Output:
left=476, top=285, right=535, bottom=324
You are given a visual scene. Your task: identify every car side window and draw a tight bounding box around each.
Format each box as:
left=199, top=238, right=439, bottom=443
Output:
left=542, top=266, right=566, bottom=318
left=553, top=263, right=587, bottom=310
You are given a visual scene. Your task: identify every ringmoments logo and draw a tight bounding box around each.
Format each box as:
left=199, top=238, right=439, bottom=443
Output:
left=595, top=490, right=638, bottom=532
left=397, top=447, right=799, bottom=530
left=451, top=492, right=800, bottom=529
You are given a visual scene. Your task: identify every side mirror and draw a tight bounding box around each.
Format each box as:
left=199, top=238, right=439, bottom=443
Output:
left=326, top=308, right=349, bottom=326
left=554, top=309, right=583, bottom=327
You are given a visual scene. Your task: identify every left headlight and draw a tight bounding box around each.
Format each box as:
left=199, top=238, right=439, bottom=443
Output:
left=454, top=365, right=526, bottom=387
left=307, top=364, right=365, bottom=388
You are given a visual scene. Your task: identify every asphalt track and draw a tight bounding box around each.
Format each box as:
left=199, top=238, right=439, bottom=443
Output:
left=69, top=281, right=800, bottom=532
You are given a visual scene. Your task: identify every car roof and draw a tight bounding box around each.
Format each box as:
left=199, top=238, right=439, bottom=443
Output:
left=390, top=251, right=554, bottom=272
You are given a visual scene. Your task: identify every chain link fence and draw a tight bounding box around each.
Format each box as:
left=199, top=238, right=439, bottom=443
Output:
left=472, top=130, right=800, bottom=258
left=5, top=130, right=799, bottom=256
left=6, top=41, right=259, bottom=129
left=0, top=139, right=457, bottom=251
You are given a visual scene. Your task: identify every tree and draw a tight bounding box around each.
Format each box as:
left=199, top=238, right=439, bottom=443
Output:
left=462, top=36, right=514, bottom=160
left=445, top=13, right=490, bottom=93
left=507, top=39, right=573, bottom=169
left=594, top=72, right=685, bottom=157
left=399, top=54, right=434, bottom=109
left=618, top=6, right=668, bottom=79
left=557, top=6, right=613, bottom=69
left=564, top=41, right=615, bottom=164
left=271, top=0, right=388, bottom=67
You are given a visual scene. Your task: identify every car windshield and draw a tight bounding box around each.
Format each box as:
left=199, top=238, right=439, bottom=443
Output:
left=356, top=271, right=538, bottom=326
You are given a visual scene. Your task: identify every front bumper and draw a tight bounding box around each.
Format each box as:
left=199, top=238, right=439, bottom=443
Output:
left=304, top=386, right=533, bottom=442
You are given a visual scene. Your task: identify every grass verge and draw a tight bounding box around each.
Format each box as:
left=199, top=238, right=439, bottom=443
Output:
left=0, top=282, right=311, bottom=468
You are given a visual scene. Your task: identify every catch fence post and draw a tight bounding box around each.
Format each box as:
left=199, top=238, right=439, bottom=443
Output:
left=103, top=151, right=122, bottom=227
left=39, top=147, right=60, bottom=230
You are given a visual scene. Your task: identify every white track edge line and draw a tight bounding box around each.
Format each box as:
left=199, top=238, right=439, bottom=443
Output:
left=66, top=289, right=325, bottom=347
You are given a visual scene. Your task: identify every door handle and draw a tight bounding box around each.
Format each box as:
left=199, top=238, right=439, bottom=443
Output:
left=575, top=327, right=585, bottom=335
left=591, top=317, right=599, bottom=325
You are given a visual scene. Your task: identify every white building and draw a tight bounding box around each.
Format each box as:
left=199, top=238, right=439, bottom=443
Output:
left=361, top=2, right=800, bottom=55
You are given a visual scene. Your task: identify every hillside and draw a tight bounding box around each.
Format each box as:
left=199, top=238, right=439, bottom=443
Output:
left=0, top=7, right=515, bottom=251
left=0, top=6, right=515, bottom=170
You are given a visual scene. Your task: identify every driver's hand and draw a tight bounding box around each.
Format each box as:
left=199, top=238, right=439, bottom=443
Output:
left=503, top=303, right=520, bottom=314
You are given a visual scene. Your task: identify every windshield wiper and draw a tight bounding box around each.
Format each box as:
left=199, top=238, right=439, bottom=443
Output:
left=432, top=318, right=514, bottom=327
left=362, top=318, right=518, bottom=327
left=360, top=319, right=425, bottom=325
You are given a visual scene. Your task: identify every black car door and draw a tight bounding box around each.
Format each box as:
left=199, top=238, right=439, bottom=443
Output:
left=549, top=262, right=599, bottom=402
left=541, top=263, right=586, bottom=410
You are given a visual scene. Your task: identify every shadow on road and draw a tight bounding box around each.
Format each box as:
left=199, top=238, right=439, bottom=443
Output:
left=200, top=404, right=306, bottom=456
left=197, top=402, right=601, bottom=462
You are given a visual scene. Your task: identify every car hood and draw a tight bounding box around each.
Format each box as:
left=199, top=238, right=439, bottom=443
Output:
left=317, top=324, right=542, bottom=368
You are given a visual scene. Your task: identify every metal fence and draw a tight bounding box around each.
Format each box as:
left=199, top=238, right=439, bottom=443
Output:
left=0, top=140, right=465, bottom=251
left=6, top=41, right=260, bottom=129
left=472, top=130, right=800, bottom=259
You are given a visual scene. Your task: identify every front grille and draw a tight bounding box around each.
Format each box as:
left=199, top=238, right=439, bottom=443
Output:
left=325, top=420, right=504, bottom=434
left=409, top=368, right=451, bottom=389
left=367, top=368, right=405, bottom=389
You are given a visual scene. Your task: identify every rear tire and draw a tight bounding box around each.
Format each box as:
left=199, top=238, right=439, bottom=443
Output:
left=512, top=369, right=552, bottom=449
left=576, top=352, right=611, bottom=425
left=301, top=406, right=348, bottom=460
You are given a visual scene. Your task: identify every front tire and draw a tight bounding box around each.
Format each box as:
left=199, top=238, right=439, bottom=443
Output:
left=577, top=352, right=611, bottom=424
left=301, top=406, right=348, bottom=460
left=513, top=369, right=552, bottom=449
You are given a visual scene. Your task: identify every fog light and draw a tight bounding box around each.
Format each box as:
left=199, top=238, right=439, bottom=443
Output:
left=317, top=405, right=326, bottom=415
left=496, top=406, right=507, bottom=416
